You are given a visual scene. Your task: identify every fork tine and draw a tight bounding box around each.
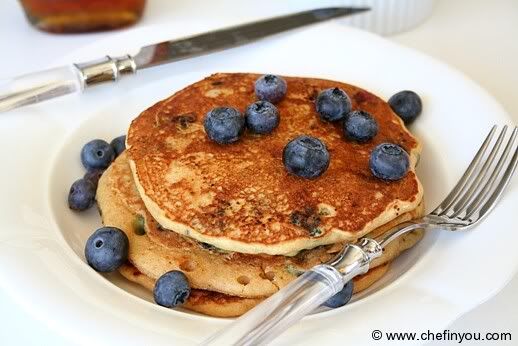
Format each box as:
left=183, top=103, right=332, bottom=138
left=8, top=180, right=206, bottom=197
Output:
left=463, top=126, right=518, bottom=222
left=430, top=125, right=497, bottom=215
left=446, top=126, right=508, bottom=218
left=475, top=141, right=518, bottom=221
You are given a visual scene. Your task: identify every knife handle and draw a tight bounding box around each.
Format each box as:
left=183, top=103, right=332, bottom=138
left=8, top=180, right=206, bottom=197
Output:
left=0, top=55, right=136, bottom=113
left=0, top=65, right=83, bottom=112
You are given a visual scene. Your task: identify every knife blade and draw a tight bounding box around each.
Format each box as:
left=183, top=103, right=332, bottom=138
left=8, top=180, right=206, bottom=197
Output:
left=134, top=7, right=368, bottom=69
left=0, top=7, right=368, bottom=112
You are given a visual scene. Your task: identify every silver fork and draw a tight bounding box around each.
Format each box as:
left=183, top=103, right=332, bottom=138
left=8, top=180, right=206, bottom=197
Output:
left=203, top=125, right=518, bottom=346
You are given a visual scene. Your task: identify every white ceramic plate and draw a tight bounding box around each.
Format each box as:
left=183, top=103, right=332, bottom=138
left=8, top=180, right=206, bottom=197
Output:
left=0, top=21, right=516, bottom=345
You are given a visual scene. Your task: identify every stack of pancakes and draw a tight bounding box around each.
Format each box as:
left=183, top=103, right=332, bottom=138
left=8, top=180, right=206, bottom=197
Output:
left=96, top=73, right=424, bottom=317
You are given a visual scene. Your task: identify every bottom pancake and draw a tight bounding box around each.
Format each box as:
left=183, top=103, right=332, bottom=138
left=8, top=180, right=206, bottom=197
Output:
left=97, top=153, right=425, bottom=299
left=119, top=263, right=262, bottom=317
left=119, top=262, right=390, bottom=317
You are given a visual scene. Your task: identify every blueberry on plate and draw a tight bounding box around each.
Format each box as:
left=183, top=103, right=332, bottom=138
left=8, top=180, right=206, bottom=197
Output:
left=68, top=178, right=96, bottom=211
left=315, top=88, right=352, bottom=122
left=283, top=135, right=330, bottom=179
left=81, top=139, right=115, bottom=170
left=204, top=107, right=245, bottom=144
left=370, top=143, right=410, bottom=181
left=83, top=168, right=104, bottom=189
left=343, top=110, right=378, bottom=142
left=110, top=135, right=126, bottom=157
left=388, top=90, right=422, bottom=124
left=85, top=227, right=129, bottom=272
left=255, top=74, right=287, bottom=104
left=322, top=280, right=354, bottom=308
left=154, top=270, right=191, bottom=308
left=245, top=100, right=280, bottom=134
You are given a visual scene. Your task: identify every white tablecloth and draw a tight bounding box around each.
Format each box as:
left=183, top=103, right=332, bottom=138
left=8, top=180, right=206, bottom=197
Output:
left=0, top=0, right=516, bottom=344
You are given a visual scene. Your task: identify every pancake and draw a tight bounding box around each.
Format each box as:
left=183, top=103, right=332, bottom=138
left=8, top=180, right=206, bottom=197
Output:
left=97, top=153, right=424, bottom=299
left=118, top=263, right=262, bottom=318
left=126, top=73, right=423, bottom=255
left=119, top=262, right=390, bottom=317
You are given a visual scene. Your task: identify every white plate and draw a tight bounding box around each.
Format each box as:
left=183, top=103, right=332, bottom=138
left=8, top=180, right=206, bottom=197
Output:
left=0, top=21, right=516, bottom=345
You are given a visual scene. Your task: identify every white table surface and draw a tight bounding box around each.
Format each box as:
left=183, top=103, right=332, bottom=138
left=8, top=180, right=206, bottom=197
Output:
left=0, top=0, right=516, bottom=344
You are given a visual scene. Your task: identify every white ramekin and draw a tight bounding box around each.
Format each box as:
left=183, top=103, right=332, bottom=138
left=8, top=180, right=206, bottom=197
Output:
left=337, top=0, right=436, bottom=35
left=281, top=0, right=436, bottom=36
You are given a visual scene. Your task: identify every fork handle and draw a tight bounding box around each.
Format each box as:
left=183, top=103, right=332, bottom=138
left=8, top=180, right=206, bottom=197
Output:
left=201, top=265, right=344, bottom=346
left=202, top=241, right=379, bottom=346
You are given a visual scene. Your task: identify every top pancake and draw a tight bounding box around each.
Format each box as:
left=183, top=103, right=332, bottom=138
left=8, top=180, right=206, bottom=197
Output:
left=126, top=73, right=423, bottom=255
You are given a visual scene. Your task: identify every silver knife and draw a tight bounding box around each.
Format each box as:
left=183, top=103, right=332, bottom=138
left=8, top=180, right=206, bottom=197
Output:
left=0, top=7, right=368, bottom=112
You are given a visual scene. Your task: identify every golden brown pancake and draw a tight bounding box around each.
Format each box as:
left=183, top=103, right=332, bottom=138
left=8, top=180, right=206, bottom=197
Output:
left=97, top=153, right=424, bottom=299
left=119, top=262, right=390, bottom=317
left=118, top=263, right=262, bottom=318
left=126, top=73, right=423, bottom=255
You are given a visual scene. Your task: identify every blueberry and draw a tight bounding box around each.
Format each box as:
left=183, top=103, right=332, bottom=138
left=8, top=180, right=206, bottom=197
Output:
left=81, top=139, right=115, bottom=170
left=204, top=107, right=245, bottom=144
left=85, top=227, right=129, bottom=272
left=255, top=74, right=287, bottom=104
left=245, top=101, right=280, bottom=134
left=388, top=90, right=422, bottom=124
left=110, top=135, right=126, bottom=157
left=315, top=88, right=352, bottom=122
left=68, top=178, right=96, bottom=211
left=83, top=169, right=104, bottom=189
left=283, top=135, right=330, bottom=179
left=154, top=270, right=191, bottom=308
left=343, top=110, right=378, bottom=142
left=370, top=143, right=410, bottom=181
left=322, top=280, right=354, bottom=308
